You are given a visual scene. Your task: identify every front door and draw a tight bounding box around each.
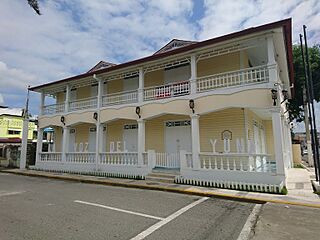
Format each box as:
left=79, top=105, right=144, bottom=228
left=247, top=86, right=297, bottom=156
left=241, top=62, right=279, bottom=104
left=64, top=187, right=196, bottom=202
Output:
left=165, top=120, right=192, bottom=153
left=123, top=124, right=138, bottom=152
left=88, top=127, right=96, bottom=152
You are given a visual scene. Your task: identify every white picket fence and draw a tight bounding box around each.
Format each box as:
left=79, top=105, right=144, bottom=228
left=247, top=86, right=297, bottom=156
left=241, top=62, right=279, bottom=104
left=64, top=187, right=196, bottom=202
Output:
left=66, top=153, right=96, bottom=163
left=155, top=152, right=180, bottom=168
left=99, top=152, right=138, bottom=165
left=39, top=152, right=62, bottom=162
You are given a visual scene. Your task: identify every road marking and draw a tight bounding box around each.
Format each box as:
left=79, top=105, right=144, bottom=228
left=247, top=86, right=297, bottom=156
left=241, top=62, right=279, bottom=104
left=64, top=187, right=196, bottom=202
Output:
left=74, top=200, right=164, bottom=221
left=130, top=197, right=209, bottom=240
left=237, top=204, right=263, bottom=240
left=0, top=191, right=25, bottom=197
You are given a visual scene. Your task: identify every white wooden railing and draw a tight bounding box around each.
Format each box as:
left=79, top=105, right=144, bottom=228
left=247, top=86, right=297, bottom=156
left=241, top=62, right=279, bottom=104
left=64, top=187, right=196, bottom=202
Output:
left=66, top=153, right=96, bottom=163
left=43, top=103, right=65, bottom=115
left=69, top=97, right=98, bottom=111
left=99, top=152, right=138, bottom=165
left=102, top=90, right=138, bottom=106
left=155, top=152, right=180, bottom=168
left=39, top=152, right=62, bottom=162
left=197, top=65, right=269, bottom=92
left=199, top=153, right=274, bottom=172
left=144, top=81, right=190, bottom=101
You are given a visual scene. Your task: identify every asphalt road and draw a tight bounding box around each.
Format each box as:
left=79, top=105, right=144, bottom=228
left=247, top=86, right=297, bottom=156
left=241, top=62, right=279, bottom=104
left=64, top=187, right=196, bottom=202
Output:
left=1, top=173, right=320, bottom=240
left=0, top=173, right=254, bottom=240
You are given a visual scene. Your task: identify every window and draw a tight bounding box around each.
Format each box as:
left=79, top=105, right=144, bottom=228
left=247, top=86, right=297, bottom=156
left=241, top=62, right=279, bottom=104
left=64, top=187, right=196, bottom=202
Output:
left=8, top=130, right=21, bottom=135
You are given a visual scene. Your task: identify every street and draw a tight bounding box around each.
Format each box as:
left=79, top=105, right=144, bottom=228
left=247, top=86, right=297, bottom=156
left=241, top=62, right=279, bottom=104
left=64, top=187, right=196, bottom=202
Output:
left=1, top=173, right=320, bottom=240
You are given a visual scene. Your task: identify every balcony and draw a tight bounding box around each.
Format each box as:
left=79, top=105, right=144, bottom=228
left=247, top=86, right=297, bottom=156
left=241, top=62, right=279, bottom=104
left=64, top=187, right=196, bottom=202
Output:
left=41, top=65, right=270, bottom=116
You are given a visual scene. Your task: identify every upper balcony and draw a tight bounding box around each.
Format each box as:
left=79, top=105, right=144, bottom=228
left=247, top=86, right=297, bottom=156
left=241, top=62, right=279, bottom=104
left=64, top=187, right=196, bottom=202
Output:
left=38, top=34, right=287, bottom=117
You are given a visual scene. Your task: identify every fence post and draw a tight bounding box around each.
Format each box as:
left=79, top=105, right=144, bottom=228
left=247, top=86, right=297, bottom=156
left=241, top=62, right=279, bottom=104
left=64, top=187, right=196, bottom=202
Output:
left=179, top=150, right=187, bottom=171
left=147, top=150, right=156, bottom=170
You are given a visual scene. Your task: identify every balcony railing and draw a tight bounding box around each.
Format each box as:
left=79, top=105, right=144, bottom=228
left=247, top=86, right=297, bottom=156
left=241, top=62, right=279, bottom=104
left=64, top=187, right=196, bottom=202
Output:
left=197, top=65, right=269, bottom=93
left=99, top=152, right=138, bottom=165
left=43, top=103, right=65, bottom=115
left=41, top=65, right=272, bottom=116
left=66, top=152, right=96, bottom=163
left=39, top=152, right=62, bottom=162
left=102, top=90, right=138, bottom=107
left=69, top=97, right=98, bottom=112
left=144, top=81, right=190, bottom=101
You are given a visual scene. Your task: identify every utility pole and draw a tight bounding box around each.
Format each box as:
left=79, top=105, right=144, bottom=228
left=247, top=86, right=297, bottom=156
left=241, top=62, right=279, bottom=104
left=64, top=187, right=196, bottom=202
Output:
left=302, top=86, right=313, bottom=166
left=20, top=86, right=30, bottom=170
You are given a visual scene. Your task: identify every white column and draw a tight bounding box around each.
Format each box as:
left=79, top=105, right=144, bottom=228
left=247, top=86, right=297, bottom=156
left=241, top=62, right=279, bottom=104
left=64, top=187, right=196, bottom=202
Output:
left=97, top=79, right=103, bottom=108
left=35, top=128, right=43, bottom=164
left=271, top=109, right=285, bottom=175
left=40, top=91, right=45, bottom=115
left=137, top=119, right=145, bottom=166
left=138, top=68, right=144, bottom=103
left=65, top=84, right=70, bottom=113
left=191, top=114, right=200, bottom=169
left=61, top=126, right=69, bottom=163
left=19, top=118, right=29, bottom=169
left=190, top=54, right=197, bottom=94
left=267, top=36, right=278, bottom=83
left=95, top=122, right=102, bottom=170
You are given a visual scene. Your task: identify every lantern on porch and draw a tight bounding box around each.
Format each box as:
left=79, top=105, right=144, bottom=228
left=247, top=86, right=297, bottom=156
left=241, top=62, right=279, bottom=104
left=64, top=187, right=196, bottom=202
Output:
left=93, top=112, right=98, bottom=121
left=271, top=89, right=278, bottom=106
left=135, top=106, right=141, bottom=118
left=189, top=99, right=195, bottom=113
left=281, top=89, right=288, bottom=104
left=60, top=116, right=65, bottom=125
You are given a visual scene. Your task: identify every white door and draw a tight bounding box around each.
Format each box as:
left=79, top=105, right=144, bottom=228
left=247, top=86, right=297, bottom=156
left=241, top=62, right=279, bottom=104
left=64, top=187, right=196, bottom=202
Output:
left=88, top=127, right=96, bottom=152
left=165, top=122, right=192, bottom=153
left=69, top=129, right=76, bottom=152
left=123, top=125, right=138, bottom=152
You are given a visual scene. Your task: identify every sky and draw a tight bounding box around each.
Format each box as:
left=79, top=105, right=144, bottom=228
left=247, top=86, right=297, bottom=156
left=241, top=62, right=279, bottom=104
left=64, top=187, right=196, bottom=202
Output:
left=0, top=0, right=319, bottom=130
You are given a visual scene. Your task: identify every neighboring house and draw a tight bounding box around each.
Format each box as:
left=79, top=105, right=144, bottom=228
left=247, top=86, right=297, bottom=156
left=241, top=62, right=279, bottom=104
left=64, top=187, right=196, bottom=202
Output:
left=0, top=106, right=37, bottom=166
left=29, top=19, right=294, bottom=193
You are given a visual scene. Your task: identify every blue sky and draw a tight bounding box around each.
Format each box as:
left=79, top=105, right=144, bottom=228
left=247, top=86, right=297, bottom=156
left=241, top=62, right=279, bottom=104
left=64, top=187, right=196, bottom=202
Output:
left=0, top=0, right=319, bottom=130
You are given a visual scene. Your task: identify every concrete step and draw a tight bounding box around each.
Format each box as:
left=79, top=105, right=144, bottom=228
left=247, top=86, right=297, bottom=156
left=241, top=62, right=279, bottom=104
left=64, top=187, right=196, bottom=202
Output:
left=148, top=172, right=177, bottom=179
left=145, top=175, right=176, bottom=184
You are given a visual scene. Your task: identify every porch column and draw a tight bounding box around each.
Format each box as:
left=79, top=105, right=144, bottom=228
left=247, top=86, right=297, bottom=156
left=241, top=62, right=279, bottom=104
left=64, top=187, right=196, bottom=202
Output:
left=190, top=54, right=197, bottom=95
left=61, top=126, right=69, bottom=163
left=65, top=84, right=70, bottom=113
left=271, top=109, right=285, bottom=175
left=40, top=91, right=45, bottom=115
left=191, top=114, right=200, bottom=169
left=138, top=68, right=144, bottom=103
left=137, top=119, right=145, bottom=166
left=95, top=122, right=103, bottom=170
left=35, top=127, right=43, bottom=163
left=97, top=78, right=103, bottom=108
left=267, top=36, right=278, bottom=83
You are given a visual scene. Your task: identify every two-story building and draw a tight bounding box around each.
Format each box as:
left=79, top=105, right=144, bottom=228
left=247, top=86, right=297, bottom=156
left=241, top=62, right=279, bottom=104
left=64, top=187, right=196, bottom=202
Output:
left=29, top=19, right=294, bottom=193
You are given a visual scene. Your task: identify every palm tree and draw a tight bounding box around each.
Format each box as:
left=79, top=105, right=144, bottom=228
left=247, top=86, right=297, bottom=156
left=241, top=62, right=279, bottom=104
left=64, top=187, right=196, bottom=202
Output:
left=27, top=0, right=41, bottom=15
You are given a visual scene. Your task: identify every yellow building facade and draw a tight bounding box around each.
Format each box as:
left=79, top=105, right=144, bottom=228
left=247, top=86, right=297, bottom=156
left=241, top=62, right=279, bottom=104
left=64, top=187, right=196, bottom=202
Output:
left=30, top=19, right=294, bottom=193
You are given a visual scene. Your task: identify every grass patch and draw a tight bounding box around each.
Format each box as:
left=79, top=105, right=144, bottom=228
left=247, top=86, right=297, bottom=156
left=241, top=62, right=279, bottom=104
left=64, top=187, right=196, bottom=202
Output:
left=294, top=163, right=304, bottom=168
left=280, top=186, right=288, bottom=195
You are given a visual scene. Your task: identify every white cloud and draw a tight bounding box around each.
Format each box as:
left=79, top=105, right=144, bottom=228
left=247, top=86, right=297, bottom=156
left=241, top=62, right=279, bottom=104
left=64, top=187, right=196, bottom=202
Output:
left=199, top=0, right=320, bottom=44
left=0, top=94, right=4, bottom=105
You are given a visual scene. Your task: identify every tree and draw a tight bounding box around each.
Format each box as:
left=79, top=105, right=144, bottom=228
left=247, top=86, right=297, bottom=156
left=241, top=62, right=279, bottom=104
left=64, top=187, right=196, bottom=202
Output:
left=288, top=44, right=320, bottom=122
left=27, top=0, right=41, bottom=15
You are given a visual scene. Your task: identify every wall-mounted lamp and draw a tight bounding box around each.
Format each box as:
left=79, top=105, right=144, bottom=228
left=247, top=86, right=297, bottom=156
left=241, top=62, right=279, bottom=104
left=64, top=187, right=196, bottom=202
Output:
left=280, top=89, right=289, bottom=104
left=60, top=116, right=65, bottom=125
left=189, top=99, right=195, bottom=114
left=135, top=106, right=141, bottom=118
left=271, top=89, right=278, bottom=106
left=93, top=112, right=98, bottom=121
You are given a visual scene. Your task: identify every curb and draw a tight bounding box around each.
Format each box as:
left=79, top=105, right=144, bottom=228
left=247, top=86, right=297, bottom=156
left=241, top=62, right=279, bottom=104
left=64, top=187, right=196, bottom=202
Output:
left=2, top=169, right=320, bottom=209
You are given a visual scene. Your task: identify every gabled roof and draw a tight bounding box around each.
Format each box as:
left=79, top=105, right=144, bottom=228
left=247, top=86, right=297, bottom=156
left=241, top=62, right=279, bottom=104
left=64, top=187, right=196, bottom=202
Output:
left=29, top=18, right=293, bottom=92
left=153, top=39, right=197, bottom=55
left=87, top=61, right=117, bottom=73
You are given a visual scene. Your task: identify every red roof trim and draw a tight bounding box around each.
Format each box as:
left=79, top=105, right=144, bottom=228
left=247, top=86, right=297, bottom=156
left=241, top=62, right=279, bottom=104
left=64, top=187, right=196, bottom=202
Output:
left=29, top=18, right=293, bottom=91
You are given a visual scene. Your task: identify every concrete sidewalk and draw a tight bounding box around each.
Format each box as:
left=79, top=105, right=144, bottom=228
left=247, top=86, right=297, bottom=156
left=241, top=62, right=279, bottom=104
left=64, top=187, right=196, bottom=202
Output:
left=1, top=168, right=320, bottom=208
